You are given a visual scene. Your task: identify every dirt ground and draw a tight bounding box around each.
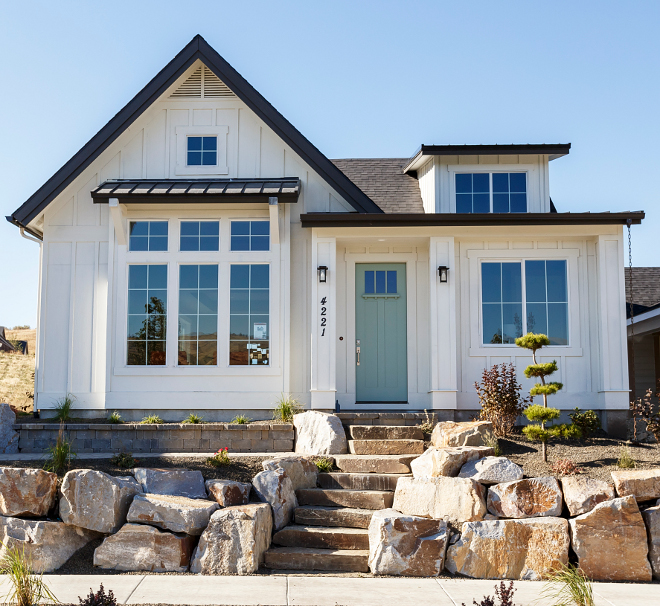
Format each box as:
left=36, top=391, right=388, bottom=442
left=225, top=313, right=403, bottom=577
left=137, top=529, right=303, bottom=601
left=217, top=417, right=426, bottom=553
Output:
left=0, top=351, right=35, bottom=413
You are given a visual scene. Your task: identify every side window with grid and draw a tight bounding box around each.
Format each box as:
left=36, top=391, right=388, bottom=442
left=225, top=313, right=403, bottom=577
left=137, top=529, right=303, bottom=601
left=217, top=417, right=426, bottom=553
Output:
left=129, top=221, right=168, bottom=251
left=127, top=265, right=167, bottom=365
left=230, top=221, right=270, bottom=251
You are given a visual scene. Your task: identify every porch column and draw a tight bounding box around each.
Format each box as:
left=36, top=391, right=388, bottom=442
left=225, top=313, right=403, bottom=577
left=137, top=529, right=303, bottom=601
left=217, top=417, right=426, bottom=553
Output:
left=310, top=232, right=337, bottom=410
left=429, top=236, right=457, bottom=409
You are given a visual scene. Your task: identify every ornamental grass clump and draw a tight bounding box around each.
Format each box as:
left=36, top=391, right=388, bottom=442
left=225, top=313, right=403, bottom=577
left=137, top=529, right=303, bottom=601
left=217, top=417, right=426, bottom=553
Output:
left=273, top=394, right=303, bottom=422
left=516, top=333, right=563, bottom=462
left=53, top=393, right=75, bottom=422
left=617, top=446, right=636, bottom=469
left=540, top=563, right=594, bottom=606
left=231, top=414, right=251, bottom=424
left=182, top=413, right=205, bottom=424
left=107, top=411, right=122, bottom=424
left=43, top=422, right=75, bottom=476
left=0, top=544, right=59, bottom=606
left=475, top=363, right=530, bottom=437
left=140, top=414, right=164, bottom=424
left=315, top=458, right=334, bottom=472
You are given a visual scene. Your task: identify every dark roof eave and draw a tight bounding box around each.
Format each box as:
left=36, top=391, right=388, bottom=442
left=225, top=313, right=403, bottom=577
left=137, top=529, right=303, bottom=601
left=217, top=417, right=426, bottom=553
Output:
left=300, top=211, right=645, bottom=228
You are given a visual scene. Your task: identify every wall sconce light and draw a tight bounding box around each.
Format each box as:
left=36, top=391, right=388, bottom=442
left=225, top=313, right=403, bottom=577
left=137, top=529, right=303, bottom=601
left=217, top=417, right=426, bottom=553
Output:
left=318, top=266, right=328, bottom=283
left=438, top=266, right=449, bottom=283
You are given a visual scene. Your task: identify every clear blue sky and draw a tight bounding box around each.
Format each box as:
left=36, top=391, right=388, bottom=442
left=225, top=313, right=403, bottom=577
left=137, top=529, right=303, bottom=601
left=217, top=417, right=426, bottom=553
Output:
left=1, top=0, right=658, bottom=328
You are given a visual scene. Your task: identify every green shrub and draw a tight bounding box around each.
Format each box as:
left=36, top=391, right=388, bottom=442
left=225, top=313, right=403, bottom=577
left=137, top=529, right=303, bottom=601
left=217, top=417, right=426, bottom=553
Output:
left=0, top=544, right=58, bottom=606
left=107, top=411, right=122, bottom=424
left=522, top=424, right=549, bottom=443
left=43, top=422, right=75, bottom=476
left=617, top=447, right=636, bottom=469
left=315, top=458, right=334, bottom=472
left=140, top=415, right=164, bottom=424
left=524, top=404, right=561, bottom=424
left=207, top=447, right=230, bottom=467
left=547, top=423, right=582, bottom=440
left=231, top=414, right=251, bottom=424
left=569, top=408, right=601, bottom=439
left=110, top=451, right=137, bottom=469
left=273, top=394, right=303, bottom=422
left=53, top=393, right=75, bottom=422
left=182, top=413, right=204, bottom=424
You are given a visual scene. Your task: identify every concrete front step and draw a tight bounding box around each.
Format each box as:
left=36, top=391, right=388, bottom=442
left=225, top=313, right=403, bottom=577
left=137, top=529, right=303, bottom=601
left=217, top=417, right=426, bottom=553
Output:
left=296, top=488, right=394, bottom=510
left=318, top=472, right=408, bottom=491
left=333, top=454, right=417, bottom=474
left=294, top=505, right=374, bottom=529
left=263, top=546, right=369, bottom=572
left=348, top=439, right=425, bottom=456
left=272, top=524, right=369, bottom=550
left=347, top=425, right=423, bottom=441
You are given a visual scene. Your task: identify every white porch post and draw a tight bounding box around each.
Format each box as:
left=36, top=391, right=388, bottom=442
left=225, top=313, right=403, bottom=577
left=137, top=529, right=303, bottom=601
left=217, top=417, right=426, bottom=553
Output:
left=429, top=236, right=457, bottom=409
left=310, top=231, right=337, bottom=410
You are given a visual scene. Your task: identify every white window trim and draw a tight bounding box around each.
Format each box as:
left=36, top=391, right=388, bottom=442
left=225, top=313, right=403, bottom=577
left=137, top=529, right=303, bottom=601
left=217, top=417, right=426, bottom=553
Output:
left=127, top=219, right=170, bottom=253
left=178, top=219, right=220, bottom=253
left=448, top=164, right=534, bottom=213
left=466, top=248, right=582, bottom=356
left=175, top=125, right=229, bottom=176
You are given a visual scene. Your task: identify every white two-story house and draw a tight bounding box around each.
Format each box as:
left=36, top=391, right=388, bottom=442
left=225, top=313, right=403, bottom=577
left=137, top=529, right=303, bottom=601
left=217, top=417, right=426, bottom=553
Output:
left=7, top=36, right=642, bottom=436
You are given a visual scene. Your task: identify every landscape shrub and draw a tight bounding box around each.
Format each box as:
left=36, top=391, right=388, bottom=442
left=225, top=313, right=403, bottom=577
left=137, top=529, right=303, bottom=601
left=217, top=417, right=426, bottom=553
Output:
left=110, top=451, right=137, bottom=469
left=107, top=411, right=122, bottom=424
left=315, top=458, right=333, bottom=472
left=43, top=422, right=75, bottom=475
left=207, top=447, right=230, bottom=467
left=78, top=583, right=117, bottom=606
left=54, top=393, right=75, bottom=421
left=568, top=408, right=601, bottom=439
left=273, top=394, right=303, bottom=422
left=550, top=458, right=583, bottom=476
left=475, top=363, right=529, bottom=437
left=547, top=423, right=582, bottom=440
left=418, top=409, right=436, bottom=434
left=0, top=544, right=58, bottom=606
left=541, top=563, right=594, bottom=606
left=462, top=581, right=518, bottom=606
left=140, top=415, right=164, bottom=424
left=617, top=446, right=636, bottom=469
left=182, top=413, right=204, bottom=424
left=231, top=414, right=251, bottom=424
left=630, top=383, right=660, bottom=442
left=483, top=434, right=502, bottom=456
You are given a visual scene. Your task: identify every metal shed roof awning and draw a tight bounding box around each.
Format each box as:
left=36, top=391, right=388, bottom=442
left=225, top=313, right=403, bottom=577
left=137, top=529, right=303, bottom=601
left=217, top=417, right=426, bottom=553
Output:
left=91, top=178, right=300, bottom=204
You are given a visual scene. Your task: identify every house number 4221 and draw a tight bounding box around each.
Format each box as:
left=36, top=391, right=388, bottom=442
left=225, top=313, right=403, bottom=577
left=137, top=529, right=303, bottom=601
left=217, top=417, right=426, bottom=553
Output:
left=320, top=297, right=327, bottom=336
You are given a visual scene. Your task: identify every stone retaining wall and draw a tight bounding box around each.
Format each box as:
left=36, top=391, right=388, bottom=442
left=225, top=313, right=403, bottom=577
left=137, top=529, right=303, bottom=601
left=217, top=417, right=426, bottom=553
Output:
left=336, top=412, right=447, bottom=426
left=14, top=422, right=294, bottom=454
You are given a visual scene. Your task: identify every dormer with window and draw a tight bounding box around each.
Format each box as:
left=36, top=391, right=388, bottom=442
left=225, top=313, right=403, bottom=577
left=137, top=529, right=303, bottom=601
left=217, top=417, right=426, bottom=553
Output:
left=405, top=144, right=570, bottom=214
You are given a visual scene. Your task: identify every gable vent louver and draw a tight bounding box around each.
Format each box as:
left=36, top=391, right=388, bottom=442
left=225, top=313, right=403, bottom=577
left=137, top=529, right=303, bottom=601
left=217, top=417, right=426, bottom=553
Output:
left=170, top=66, right=235, bottom=99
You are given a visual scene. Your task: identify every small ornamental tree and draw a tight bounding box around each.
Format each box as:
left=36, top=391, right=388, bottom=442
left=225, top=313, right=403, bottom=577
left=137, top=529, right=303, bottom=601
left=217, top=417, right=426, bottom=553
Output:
left=515, top=333, right=563, bottom=462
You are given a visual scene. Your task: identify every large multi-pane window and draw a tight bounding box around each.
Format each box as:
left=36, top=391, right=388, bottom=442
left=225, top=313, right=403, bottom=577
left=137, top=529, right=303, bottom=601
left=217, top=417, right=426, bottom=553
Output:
left=456, top=173, right=527, bottom=214
left=127, top=265, right=167, bottom=365
left=230, top=221, right=270, bottom=251
left=129, top=221, right=168, bottom=251
left=481, top=260, right=568, bottom=345
left=178, top=265, right=218, bottom=365
left=229, top=264, right=269, bottom=365
left=180, top=221, right=219, bottom=251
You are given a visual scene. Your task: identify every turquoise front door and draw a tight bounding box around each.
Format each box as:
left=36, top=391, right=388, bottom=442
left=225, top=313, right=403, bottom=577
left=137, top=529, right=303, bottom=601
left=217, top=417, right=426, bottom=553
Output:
left=355, top=263, right=408, bottom=403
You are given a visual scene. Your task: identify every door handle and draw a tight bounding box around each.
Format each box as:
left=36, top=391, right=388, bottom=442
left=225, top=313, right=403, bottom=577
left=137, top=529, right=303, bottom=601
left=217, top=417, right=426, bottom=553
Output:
left=356, top=340, right=360, bottom=366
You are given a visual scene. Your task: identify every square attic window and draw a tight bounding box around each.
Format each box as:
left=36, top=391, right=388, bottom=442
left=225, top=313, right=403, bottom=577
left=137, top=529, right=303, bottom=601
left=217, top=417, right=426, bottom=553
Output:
left=187, top=136, right=217, bottom=166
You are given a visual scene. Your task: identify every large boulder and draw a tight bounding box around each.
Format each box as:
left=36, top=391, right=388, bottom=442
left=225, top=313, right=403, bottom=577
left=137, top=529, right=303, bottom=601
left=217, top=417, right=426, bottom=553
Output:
left=642, top=503, right=660, bottom=580
left=190, top=503, right=272, bottom=575
left=0, top=515, right=99, bottom=573
left=262, top=455, right=318, bottom=491
left=487, top=477, right=563, bottom=518
left=293, top=411, right=347, bottom=455
left=0, top=404, right=18, bottom=454
left=252, top=469, right=297, bottom=530
left=458, top=457, right=523, bottom=485
left=0, top=467, right=57, bottom=517
left=392, top=476, right=486, bottom=525
left=569, top=495, right=652, bottom=581
left=127, top=493, right=218, bottom=535
left=430, top=421, right=494, bottom=448
left=446, top=517, right=570, bottom=580
left=60, top=469, right=141, bottom=533
left=93, top=523, right=195, bottom=572
left=410, top=446, right=493, bottom=479
left=560, top=476, right=615, bottom=516
left=368, top=508, right=448, bottom=576
left=133, top=468, right=206, bottom=499
left=611, top=469, right=660, bottom=502
left=206, top=479, right=251, bottom=507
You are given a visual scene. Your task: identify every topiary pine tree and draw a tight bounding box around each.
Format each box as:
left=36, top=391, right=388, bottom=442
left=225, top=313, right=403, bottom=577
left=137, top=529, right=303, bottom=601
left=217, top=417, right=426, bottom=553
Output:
left=515, top=333, right=563, bottom=462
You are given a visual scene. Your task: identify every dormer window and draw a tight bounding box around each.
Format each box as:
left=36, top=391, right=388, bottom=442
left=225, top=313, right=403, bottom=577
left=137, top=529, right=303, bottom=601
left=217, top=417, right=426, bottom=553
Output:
left=456, top=172, right=527, bottom=213
left=187, top=136, right=217, bottom=166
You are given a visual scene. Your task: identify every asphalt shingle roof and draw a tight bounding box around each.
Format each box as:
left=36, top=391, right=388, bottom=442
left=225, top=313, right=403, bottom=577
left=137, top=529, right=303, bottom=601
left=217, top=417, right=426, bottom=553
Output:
left=331, top=158, right=424, bottom=214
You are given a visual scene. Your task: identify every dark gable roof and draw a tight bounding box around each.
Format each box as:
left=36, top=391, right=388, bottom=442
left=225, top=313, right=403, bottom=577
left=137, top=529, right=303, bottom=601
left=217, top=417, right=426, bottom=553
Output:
left=332, top=158, right=424, bottom=214
left=7, top=36, right=381, bottom=230
left=625, top=267, right=660, bottom=317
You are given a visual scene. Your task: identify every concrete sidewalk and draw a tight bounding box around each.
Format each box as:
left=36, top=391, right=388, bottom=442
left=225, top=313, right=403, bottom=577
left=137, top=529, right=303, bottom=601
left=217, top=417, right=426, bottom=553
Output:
left=1, top=574, right=658, bottom=605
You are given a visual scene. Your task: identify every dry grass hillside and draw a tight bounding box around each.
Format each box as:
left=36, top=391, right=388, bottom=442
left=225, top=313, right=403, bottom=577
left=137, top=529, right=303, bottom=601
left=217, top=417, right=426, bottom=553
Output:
left=0, top=329, right=36, bottom=413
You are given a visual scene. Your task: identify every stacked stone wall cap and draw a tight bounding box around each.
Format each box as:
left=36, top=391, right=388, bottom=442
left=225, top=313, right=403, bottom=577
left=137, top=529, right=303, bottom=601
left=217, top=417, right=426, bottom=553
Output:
left=205, top=479, right=251, bottom=507
left=487, top=477, right=562, bottom=518
left=611, top=469, right=660, bottom=502
left=430, top=421, right=494, bottom=448
left=458, top=456, right=523, bottom=485
left=569, top=495, right=652, bottom=582
left=133, top=467, right=207, bottom=499
left=445, top=517, right=570, bottom=580
left=560, top=476, right=615, bottom=516
left=252, top=468, right=298, bottom=530
left=59, top=469, right=142, bottom=533
left=190, top=503, right=273, bottom=575
left=126, top=493, right=219, bottom=535
left=0, top=467, right=57, bottom=517
left=262, top=455, right=318, bottom=491
left=368, top=508, right=448, bottom=576
left=0, top=404, right=18, bottom=454
left=410, top=446, right=494, bottom=479
left=293, top=411, right=348, bottom=455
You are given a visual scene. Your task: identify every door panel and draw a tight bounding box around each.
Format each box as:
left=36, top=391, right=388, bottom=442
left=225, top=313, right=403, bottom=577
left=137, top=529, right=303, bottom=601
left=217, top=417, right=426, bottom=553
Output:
left=355, top=263, right=407, bottom=402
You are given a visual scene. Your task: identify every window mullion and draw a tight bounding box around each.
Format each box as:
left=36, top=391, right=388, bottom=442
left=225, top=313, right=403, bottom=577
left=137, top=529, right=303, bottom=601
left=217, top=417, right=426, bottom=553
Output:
left=490, top=173, right=493, bottom=213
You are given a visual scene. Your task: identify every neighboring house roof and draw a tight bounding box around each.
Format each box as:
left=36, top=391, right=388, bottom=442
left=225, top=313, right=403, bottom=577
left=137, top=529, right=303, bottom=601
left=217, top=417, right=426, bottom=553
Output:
left=625, top=267, right=660, bottom=318
left=7, top=35, right=381, bottom=234
left=331, top=159, right=424, bottom=214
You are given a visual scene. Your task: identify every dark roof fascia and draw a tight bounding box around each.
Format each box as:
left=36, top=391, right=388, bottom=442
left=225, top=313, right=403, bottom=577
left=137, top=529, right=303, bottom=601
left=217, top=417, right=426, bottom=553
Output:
left=300, top=211, right=645, bottom=228
left=5, top=216, right=43, bottom=241
left=403, top=143, right=572, bottom=174
left=9, top=35, right=381, bottom=229
left=93, top=194, right=297, bottom=205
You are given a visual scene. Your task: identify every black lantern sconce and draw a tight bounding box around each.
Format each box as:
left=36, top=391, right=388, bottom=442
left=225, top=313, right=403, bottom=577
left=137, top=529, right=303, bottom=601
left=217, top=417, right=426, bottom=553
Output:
left=438, top=266, right=449, bottom=283
left=318, top=266, right=328, bottom=283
